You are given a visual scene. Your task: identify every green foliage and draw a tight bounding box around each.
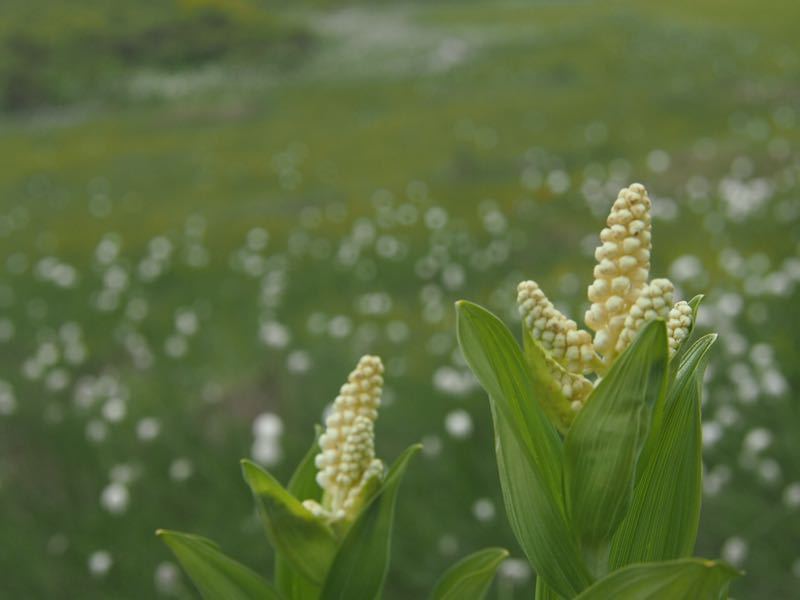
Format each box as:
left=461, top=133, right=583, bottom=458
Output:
left=276, top=429, right=324, bottom=599
left=431, top=547, right=509, bottom=600
left=5, top=2, right=795, bottom=599
left=320, top=444, right=420, bottom=600
left=563, top=320, right=668, bottom=576
left=456, top=300, right=591, bottom=597
left=574, top=558, right=741, bottom=599
left=241, top=459, right=339, bottom=585
left=456, top=300, right=742, bottom=598
left=161, top=418, right=502, bottom=599
left=157, top=530, right=282, bottom=599
left=611, top=334, right=716, bottom=567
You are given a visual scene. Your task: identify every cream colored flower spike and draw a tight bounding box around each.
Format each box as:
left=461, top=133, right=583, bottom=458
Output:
left=615, top=278, right=674, bottom=354
left=308, top=355, right=384, bottom=521
left=667, top=300, right=693, bottom=357
left=517, top=280, right=596, bottom=374
left=586, top=183, right=652, bottom=364
left=516, top=281, right=595, bottom=418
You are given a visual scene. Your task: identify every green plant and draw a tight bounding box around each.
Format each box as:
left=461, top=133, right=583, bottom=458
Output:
left=456, top=183, right=742, bottom=598
left=159, top=183, right=743, bottom=599
left=158, top=356, right=507, bottom=599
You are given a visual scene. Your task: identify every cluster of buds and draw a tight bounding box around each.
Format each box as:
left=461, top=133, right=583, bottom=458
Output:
left=302, top=355, right=385, bottom=522
left=615, top=278, right=675, bottom=354
left=517, top=281, right=596, bottom=409
left=667, top=301, right=693, bottom=357
left=585, top=183, right=653, bottom=365
left=517, top=184, right=693, bottom=419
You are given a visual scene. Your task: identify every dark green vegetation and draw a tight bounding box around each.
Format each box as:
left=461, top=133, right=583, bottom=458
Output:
left=0, top=0, right=799, bottom=598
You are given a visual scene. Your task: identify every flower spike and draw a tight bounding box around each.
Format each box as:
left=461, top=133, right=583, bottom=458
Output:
left=304, top=355, right=384, bottom=522
left=585, top=183, right=652, bottom=365
left=517, top=281, right=596, bottom=417
left=517, top=280, right=597, bottom=374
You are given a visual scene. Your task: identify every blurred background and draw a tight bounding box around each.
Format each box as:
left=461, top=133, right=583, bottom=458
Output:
left=0, top=0, right=798, bottom=598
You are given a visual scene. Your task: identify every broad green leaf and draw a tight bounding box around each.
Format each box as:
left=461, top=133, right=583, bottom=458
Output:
left=563, top=320, right=668, bottom=576
left=535, top=577, right=565, bottom=600
left=157, top=530, right=282, bottom=600
left=276, top=428, right=324, bottom=599
left=574, top=557, right=741, bottom=599
left=320, top=444, right=421, bottom=600
left=610, top=335, right=716, bottom=567
left=241, top=460, right=338, bottom=586
left=456, top=300, right=591, bottom=597
left=431, top=547, right=508, bottom=600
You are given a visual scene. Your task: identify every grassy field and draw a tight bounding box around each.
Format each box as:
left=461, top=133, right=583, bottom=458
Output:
left=1, top=0, right=799, bottom=598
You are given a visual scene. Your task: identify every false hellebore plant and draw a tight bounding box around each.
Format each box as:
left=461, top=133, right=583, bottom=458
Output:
left=456, top=183, right=742, bottom=599
left=158, top=356, right=508, bottom=600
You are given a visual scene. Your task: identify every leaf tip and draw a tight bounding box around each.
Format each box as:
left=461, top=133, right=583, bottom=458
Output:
left=240, top=459, right=260, bottom=483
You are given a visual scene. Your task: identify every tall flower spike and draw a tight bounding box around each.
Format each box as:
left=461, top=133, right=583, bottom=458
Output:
left=517, top=281, right=597, bottom=374
left=586, top=183, right=652, bottom=365
left=615, top=278, right=674, bottom=354
left=667, top=300, right=693, bottom=357
left=517, top=281, right=596, bottom=416
left=305, top=355, right=384, bottom=522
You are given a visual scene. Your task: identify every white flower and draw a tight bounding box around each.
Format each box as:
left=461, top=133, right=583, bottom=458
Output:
left=306, top=355, right=384, bottom=521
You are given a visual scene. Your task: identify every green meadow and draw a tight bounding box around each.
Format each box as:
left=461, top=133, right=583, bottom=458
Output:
left=1, top=1, right=798, bottom=597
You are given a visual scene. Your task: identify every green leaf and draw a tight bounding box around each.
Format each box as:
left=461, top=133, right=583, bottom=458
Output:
left=431, top=547, right=508, bottom=600
left=320, top=444, right=421, bottom=600
left=687, top=294, right=704, bottom=339
left=522, top=328, right=577, bottom=433
left=276, top=428, right=325, bottom=599
left=157, top=530, right=282, bottom=600
left=456, top=300, right=591, bottom=597
left=574, top=557, right=741, bottom=599
left=610, top=334, right=716, bottom=567
left=241, top=460, right=338, bottom=586
left=535, top=577, right=565, bottom=600
left=287, top=425, right=323, bottom=501
left=563, top=319, right=669, bottom=576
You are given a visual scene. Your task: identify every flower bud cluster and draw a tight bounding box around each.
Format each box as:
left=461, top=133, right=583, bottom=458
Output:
left=307, top=355, right=384, bottom=521
left=667, top=300, right=693, bottom=357
left=615, top=278, right=675, bottom=353
left=517, top=281, right=596, bottom=374
left=516, top=183, right=694, bottom=427
left=585, top=183, right=652, bottom=364
left=517, top=281, right=596, bottom=411
left=549, top=364, right=595, bottom=410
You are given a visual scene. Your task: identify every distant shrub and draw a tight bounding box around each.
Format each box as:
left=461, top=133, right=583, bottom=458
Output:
left=0, top=0, right=313, bottom=110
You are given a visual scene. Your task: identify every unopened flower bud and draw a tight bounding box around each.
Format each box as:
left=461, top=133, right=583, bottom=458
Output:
left=667, top=300, right=693, bottom=357
left=615, top=278, right=674, bottom=353
left=517, top=280, right=597, bottom=374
